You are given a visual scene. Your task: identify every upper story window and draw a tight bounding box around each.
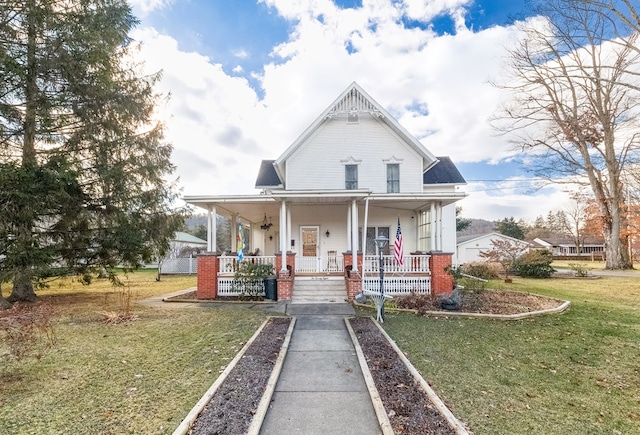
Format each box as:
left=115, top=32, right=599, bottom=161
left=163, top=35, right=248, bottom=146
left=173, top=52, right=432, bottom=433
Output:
left=345, top=164, right=358, bottom=190
left=387, top=163, right=399, bottom=193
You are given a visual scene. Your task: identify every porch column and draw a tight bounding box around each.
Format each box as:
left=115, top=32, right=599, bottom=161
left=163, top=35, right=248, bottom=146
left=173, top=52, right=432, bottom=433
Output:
left=280, top=200, right=287, bottom=272
left=346, top=206, right=352, bottom=251
left=351, top=199, right=358, bottom=272
left=207, top=205, right=217, bottom=253
left=287, top=207, right=292, bottom=251
left=231, top=214, right=237, bottom=253
left=430, top=202, right=437, bottom=251
left=436, top=202, right=442, bottom=251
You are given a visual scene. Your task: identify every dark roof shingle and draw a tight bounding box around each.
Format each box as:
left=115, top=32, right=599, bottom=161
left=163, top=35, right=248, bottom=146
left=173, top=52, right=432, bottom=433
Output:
left=423, top=157, right=466, bottom=185
left=255, top=160, right=283, bottom=188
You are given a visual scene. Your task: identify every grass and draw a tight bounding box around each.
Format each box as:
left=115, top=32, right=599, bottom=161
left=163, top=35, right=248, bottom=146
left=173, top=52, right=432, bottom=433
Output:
left=0, top=270, right=269, bottom=434
left=379, top=276, right=640, bottom=434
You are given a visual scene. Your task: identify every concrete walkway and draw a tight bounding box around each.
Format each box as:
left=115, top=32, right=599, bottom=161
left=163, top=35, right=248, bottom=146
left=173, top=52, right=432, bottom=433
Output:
left=260, top=303, right=382, bottom=435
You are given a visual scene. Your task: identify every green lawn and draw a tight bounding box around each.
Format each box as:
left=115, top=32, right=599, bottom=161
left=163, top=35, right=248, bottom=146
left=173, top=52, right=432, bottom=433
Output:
left=381, top=276, right=640, bottom=434
left=0, top=270, right=269, bottom=434
left=3, top=271, right=639, bottom=434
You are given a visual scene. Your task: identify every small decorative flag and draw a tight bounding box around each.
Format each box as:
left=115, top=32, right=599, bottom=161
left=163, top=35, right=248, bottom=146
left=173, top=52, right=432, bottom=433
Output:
left=237, top=220, right=244, bottom=262
left=394, top=217, right=404, bottom=266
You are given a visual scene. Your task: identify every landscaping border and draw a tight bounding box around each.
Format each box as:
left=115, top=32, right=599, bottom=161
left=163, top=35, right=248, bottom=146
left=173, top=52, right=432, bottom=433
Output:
left=172, top=316, right=295, bottom=435
left=344, top=318, right=394, bottom=435
left=353, top=292, right=571, bottom=320
left=351, top=317, right=470, bottom=434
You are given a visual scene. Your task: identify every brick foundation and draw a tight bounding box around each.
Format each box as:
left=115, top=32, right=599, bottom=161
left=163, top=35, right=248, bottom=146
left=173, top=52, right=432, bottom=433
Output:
left=197, top=254, right=219, bottom=299
left=346, top=276, right=362, bottom=301
left=428, top=251, right=454, bottom=296
left=276, top=252, right=296, bottom=301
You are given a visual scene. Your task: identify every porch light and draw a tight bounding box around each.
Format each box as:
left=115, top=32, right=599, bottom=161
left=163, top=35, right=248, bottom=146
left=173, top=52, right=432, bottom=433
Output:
left=374, top=235, right=389, bottom=250
left=260, top=214, right=273, bottom=231
left=325, top=229, right=330, bottom=238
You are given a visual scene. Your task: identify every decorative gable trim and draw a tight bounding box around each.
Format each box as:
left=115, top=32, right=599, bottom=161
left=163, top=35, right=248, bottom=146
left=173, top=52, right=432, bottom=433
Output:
left=325, top=87, right=384, bottom=119
left=274, top=82, right=438, bottom=178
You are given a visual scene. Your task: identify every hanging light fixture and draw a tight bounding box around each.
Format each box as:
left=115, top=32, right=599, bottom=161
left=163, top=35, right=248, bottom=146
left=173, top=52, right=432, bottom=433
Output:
left=260, top=214, right=273, bottom=230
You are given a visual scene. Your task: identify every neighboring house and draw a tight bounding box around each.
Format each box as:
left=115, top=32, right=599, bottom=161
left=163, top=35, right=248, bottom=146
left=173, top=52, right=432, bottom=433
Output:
left=153, top=232, right=207, bottom=274
left=532, top=237, right=605, bottom=258
left=169, top=232, right=207, bottom=258
left=456, top=232, right=531, bottom=264
left=184, top=82, right=467, bottom=300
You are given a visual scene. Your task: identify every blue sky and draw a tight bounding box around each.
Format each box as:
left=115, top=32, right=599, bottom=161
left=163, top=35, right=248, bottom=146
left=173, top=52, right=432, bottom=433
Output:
left=127, top=0, right=571, bottom=222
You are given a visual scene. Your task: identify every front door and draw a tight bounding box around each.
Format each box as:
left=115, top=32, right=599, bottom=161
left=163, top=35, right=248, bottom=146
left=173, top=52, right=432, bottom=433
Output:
left=300, top=226, right=320, bottom=272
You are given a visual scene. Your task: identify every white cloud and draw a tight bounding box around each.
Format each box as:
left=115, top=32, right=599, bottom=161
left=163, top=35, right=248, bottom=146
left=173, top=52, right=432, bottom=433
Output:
left=128, top=0, right=174, bottom=18
left=130, top=1, right=562, bottom=220
left=459, top=182, right=572, bottom=222
left=233, top=49, right=250, bottom=59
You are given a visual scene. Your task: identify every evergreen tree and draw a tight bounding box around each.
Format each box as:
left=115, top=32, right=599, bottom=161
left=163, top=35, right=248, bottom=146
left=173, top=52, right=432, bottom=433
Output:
left=0, top=0, right=183, bottom=304
left=495, top=217, right=526, bottom=240
left=455, top=207, right=472, bottom=232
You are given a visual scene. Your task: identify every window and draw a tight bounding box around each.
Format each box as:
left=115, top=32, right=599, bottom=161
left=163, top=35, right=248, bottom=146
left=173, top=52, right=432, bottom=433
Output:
left=387, top=163, right=399, bottom=193
left=345, top=164, right=358, bottom=190
left=359, top=227, right=390, bottom=255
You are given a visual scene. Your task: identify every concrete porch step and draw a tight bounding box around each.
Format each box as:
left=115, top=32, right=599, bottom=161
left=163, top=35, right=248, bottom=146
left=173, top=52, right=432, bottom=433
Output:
left=292, top=276, right=347, bottom=304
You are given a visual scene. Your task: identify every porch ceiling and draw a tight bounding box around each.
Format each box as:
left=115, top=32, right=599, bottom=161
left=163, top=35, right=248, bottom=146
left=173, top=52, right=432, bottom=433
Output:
left=183, top=195, right=281, bottom=224
left=183, top=190, right=466, bottom=223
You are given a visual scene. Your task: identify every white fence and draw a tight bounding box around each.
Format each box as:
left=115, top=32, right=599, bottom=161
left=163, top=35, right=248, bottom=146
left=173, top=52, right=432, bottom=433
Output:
left=217, top=277, right=265, bottom=297
left=363, top=254, right=430, bottom=274
left=363, top=276, right=431, bottom=295
left=160, top=257, right=198, bottom=274
left=219, top=256, right=276, bottom=274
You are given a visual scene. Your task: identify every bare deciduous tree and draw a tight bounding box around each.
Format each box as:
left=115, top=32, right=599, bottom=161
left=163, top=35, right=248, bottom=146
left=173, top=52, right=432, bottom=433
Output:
left=495, top=0, right=640, bottom=269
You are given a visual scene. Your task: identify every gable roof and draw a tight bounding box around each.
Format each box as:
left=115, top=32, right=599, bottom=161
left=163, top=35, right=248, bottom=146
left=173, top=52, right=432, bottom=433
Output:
left=173, top=231, right=207, bottom=245
left=423, top=157, right=466, bottom=185
left=273, top=82, right=438, bottom=182
left=457, top=232, right=531, bottom=246
left=255, top=160, right=283, bottom=189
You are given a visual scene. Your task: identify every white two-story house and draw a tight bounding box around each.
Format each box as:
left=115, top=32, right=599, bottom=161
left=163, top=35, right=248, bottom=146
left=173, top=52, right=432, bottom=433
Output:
left=185, top=82, right=467, bottom=301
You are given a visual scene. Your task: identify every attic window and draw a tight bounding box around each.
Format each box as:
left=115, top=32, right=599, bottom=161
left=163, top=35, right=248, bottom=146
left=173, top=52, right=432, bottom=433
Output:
left=347, top=107, right=359, bottom=123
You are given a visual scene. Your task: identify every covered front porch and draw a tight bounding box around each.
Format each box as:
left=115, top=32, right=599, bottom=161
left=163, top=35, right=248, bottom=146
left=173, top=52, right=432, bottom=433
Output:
left=185, top=190, right=461, bottom=301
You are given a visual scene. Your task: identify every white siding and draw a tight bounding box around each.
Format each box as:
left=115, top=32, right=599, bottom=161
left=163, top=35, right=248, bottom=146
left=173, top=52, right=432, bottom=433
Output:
left=286, top=114, right=424, bottom=192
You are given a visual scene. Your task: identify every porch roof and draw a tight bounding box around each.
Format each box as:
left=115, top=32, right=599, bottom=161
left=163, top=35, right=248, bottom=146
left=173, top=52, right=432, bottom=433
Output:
left=184, top=189, right=467, bottom=223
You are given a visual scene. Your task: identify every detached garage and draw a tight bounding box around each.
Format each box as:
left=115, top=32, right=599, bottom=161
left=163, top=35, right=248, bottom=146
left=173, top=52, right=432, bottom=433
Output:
left=456, top=232, right=531, bottom=264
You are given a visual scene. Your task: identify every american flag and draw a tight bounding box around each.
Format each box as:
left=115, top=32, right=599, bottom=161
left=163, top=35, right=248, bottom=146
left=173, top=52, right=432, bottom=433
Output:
left=394, top=218, right=403, bottom=266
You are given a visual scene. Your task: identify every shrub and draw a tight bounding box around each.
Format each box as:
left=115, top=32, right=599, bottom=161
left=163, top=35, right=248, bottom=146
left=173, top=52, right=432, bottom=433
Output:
left=568, top=262, right=591, bottom=277
left=460, top=262, right=500, bottom=280
left=513, top=250, right=555, bottom=278
left=231, top=261, right=274, bottom=299
left=0, top=302, right=56, bottom=361
left=458, top=276, right=488, bottom=293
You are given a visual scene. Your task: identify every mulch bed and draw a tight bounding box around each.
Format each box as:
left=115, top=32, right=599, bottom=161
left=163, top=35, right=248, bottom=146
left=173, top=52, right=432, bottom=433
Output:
left=394, top=289, right=561, bottom=315
left=349, top=316, right=456, bottom=434
left=189, top=317, right=291, bottom=434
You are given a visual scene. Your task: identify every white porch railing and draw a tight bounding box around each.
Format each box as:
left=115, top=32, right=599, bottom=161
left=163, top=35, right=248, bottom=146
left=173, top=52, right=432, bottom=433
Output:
left=363, top=276, right=431, bottom=295
left=363, top=254, right=430, bottom=274
left=217, top=277, right=266, bottom=297
left=295, top=255, right=344, bottom=273
left=160, top=257, right=198, bottom=274
left=218, top=255, right=276, bottom=274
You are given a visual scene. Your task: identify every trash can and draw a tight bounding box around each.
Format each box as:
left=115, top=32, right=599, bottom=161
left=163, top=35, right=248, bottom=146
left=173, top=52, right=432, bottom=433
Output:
left=264, top=276, right=277, bottom=301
